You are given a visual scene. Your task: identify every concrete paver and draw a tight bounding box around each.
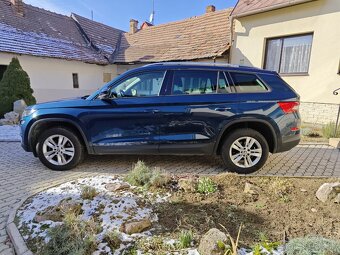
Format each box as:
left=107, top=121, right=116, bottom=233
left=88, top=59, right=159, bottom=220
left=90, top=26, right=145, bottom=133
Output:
left=0, top=142, right=339, bottom=253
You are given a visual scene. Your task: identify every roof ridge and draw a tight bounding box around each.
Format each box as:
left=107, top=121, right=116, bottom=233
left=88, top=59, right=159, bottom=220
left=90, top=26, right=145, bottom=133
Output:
left=71, top=13, right=125, bottom=33
left=23, top=2, right=71, bottom=19
left=124, top=7, right=233, bottom=35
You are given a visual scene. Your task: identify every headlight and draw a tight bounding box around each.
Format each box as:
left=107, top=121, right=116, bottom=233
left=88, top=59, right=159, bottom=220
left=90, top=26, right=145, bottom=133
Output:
left=22, top=108, right=37, bottom=118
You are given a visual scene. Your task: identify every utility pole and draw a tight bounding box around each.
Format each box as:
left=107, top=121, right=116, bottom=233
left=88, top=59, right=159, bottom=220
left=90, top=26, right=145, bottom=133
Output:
left=91, top=10, right=93, bottom=21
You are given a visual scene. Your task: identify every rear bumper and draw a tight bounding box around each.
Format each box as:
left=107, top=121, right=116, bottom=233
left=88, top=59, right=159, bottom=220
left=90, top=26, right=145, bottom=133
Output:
left=276, top=134, right=300, bottom=153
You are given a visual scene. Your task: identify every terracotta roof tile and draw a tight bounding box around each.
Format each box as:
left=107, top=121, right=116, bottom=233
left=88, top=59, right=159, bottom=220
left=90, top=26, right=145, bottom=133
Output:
left=0, top=0, right=232, bottom=64
left=114, top=8, right=233, bottom=63
left=0, top=0, right=107, bottom=64
left=231, top=0, right=318, bottom=17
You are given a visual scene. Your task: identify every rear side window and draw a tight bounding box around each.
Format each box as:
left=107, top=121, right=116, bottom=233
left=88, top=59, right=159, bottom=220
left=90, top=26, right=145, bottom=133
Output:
left=217, top=72, right=232, bottom=94
left=172, top=70, right=217, bottom=95
left=258, top=73, right=292, bottom=92
left=229, top=72, right=268, bottom=93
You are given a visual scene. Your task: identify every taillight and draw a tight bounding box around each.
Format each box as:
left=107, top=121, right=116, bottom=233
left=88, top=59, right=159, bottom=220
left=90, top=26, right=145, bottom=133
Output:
left=278, top=101, right=300, bottom=114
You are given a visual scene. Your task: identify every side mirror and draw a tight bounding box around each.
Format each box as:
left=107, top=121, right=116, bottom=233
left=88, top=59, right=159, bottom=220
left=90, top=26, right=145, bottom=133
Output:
left=98, top=90, right=109, bottom=100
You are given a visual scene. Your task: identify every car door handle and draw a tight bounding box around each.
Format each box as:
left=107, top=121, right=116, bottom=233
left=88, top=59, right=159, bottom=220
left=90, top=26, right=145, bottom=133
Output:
left=214, top=107, right=231, bottom=112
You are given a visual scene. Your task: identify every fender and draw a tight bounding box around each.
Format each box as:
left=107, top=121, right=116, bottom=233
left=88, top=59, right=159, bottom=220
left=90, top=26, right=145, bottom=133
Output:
left=28, top=118, right=93, bottom=154
left=213, top=116, right=281, bottom=154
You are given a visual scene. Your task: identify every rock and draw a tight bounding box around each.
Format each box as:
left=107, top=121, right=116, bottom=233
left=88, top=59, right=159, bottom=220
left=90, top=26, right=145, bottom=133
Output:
left=300, top=189, right=307, bottom=192
left=335, top=194, right=340, bottom=204
left=198, top=228, right=228, bottom=255
left=13, top=99, right=27, bottom=116
left=178, top=177, right=198, bottom=192
left=105, top=182, right=130, bottom=192
left=1, top=111, right=19, bottom=125
left=311, top=208, right=317, bottom=213
left=34, top=199, right=83, bottom=223
left=119, top=219, right=152, bottom=234
left=244, top=182, right=261, bottom=195
left=316, top=183, right=340, bottom=203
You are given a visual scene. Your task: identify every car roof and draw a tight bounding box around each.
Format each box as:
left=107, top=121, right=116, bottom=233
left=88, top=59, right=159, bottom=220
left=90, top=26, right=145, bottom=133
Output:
left=137, top=62, right=277, bottom=74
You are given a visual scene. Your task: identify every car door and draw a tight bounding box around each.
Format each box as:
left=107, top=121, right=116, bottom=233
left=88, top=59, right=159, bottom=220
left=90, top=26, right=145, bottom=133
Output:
left=158, top=69, right=239, bottom=155
left=86, top=70, right=167, bottom=154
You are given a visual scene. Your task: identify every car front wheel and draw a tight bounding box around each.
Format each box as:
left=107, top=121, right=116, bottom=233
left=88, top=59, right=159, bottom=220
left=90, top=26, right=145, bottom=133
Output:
left=37, top=127, right=84, bottom=171
left=221, top=128, right=269, bottom=174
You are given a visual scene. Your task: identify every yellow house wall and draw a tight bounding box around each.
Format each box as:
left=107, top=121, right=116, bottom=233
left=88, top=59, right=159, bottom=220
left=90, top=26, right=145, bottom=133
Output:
left=231, top=0, right=340, bottom=104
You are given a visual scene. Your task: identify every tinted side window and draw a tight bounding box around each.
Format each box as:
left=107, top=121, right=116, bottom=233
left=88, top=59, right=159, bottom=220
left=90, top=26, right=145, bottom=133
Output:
left=217, top=72, right=232, bottom=94
left=229, top=72, right=268, bottom=93
left=258, top=73, right=291, bottom=92
left=109, top=71, right=165, bottom=98
left=172, top=70, right=217, bottom=95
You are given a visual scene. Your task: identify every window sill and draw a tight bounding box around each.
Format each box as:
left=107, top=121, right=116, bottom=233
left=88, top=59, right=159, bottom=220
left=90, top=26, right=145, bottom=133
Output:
left=279, top=73, right=309, bottom=77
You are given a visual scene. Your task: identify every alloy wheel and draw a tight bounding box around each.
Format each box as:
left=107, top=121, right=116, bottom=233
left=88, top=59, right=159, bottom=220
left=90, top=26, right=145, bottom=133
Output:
left=229, top=136, right=262, bottom=168
left=42, top=135, right=75, bottom=166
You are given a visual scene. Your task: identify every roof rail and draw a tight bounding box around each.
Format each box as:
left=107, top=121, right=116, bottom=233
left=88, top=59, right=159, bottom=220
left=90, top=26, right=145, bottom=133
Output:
left=143, top=62, right=240, bottom=68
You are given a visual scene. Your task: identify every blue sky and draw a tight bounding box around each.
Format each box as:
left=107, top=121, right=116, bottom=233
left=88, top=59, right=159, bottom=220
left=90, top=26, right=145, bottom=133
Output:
left=24, top=0, right=238, bottom=31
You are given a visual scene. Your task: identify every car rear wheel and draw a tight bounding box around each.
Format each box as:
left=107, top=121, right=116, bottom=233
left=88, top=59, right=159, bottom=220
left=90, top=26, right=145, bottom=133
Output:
left=37, top=127, right=84, bottom=171
left=221, top=128, right=269, bottom=174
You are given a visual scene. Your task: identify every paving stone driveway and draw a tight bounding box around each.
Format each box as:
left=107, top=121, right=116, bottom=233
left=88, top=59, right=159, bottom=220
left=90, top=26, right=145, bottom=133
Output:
left=0, top=142, right=339, bottom=254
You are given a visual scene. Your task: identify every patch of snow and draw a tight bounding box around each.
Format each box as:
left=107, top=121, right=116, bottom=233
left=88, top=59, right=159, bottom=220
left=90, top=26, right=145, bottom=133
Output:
left=17, top=176, right=170, bottom=254
left=0, top=125, right=21, bottom=142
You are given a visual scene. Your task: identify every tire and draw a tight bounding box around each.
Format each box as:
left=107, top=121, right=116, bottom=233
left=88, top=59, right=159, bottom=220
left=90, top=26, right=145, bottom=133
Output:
left=37, top=127, right=85, bottom=171
left=221, top=128, right=269, bottom=174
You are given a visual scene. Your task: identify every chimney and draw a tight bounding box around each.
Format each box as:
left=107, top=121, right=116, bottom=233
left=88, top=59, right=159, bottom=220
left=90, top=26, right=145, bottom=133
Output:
left=206, top=5, right=216, bottom=13
left=130, top=19, right=139, bottom=34
left=10, top=0, right=24, bottom=16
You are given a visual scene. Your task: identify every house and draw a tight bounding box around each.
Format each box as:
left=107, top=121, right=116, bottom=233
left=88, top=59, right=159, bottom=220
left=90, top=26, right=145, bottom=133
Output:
left=0, top=0, right=232, bottom=102
left=230, top=0, right=340, bottom=124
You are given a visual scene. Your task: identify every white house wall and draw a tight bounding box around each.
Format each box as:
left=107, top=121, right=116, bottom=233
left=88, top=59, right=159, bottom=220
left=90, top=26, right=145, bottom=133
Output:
left=0, top=52, right=118, bottom=102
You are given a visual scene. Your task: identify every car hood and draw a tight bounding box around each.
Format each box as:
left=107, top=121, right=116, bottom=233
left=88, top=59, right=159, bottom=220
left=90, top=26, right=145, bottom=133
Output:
left=32, top=98, right=90, bottom=110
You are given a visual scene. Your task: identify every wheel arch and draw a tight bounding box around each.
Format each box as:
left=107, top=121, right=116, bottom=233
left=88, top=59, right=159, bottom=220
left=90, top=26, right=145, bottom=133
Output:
left=215, top=118, right=279, bottom=155
left=28, top=118, right=92, bottom=156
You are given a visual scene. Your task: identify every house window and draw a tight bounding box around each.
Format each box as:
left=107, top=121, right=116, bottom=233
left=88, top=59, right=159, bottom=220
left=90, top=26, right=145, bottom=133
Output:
left=72, top=73, right=79, bottom=88
left=0, top=65, right=7, bottom=81
left=264, top=33, right=313, bottom=74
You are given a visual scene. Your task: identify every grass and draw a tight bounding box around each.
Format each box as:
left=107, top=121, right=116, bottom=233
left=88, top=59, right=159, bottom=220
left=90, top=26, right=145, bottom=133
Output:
left=104, top=231, right=121, bottom=251
left=80, top=186, right=98, bottom=200
left=41, top=212, right=99, bottom=255
left=322, top=122, right=340, bottom=138
left=178, top=230, right=193, bottom=249
left=125, top=161, right=170, bottom=188
left=269, top=178, right=293, bottom=201
left=286, top=236, right=340, bottom=255
left=197, top=177, right=218, bottom=194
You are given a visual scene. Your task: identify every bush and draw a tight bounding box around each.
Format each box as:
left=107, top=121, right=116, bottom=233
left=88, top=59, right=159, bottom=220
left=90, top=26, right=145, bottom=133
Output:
left=0, top=57, right=36, bottom=117
left=197, top=177, right=217, bottom=194
left=322, top=122, right=340, bottom=138
left=125, top=161, right=169, bottom=188
left=286, top=236, right=340, bottom=255
left=42, top=213, right=98, bottom=255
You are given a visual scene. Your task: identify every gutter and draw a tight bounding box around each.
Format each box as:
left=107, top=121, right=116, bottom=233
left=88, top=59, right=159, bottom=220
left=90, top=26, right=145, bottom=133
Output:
left=231, top=0, right=318, bottom=18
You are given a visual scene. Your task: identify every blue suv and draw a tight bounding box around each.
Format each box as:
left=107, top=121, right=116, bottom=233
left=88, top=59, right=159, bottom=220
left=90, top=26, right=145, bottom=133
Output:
left=20, top=63, right=301, bottom=174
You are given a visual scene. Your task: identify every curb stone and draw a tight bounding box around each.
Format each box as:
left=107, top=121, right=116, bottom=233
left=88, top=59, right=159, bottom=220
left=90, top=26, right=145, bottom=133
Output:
left=5, top=176, right=99, bottom=255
